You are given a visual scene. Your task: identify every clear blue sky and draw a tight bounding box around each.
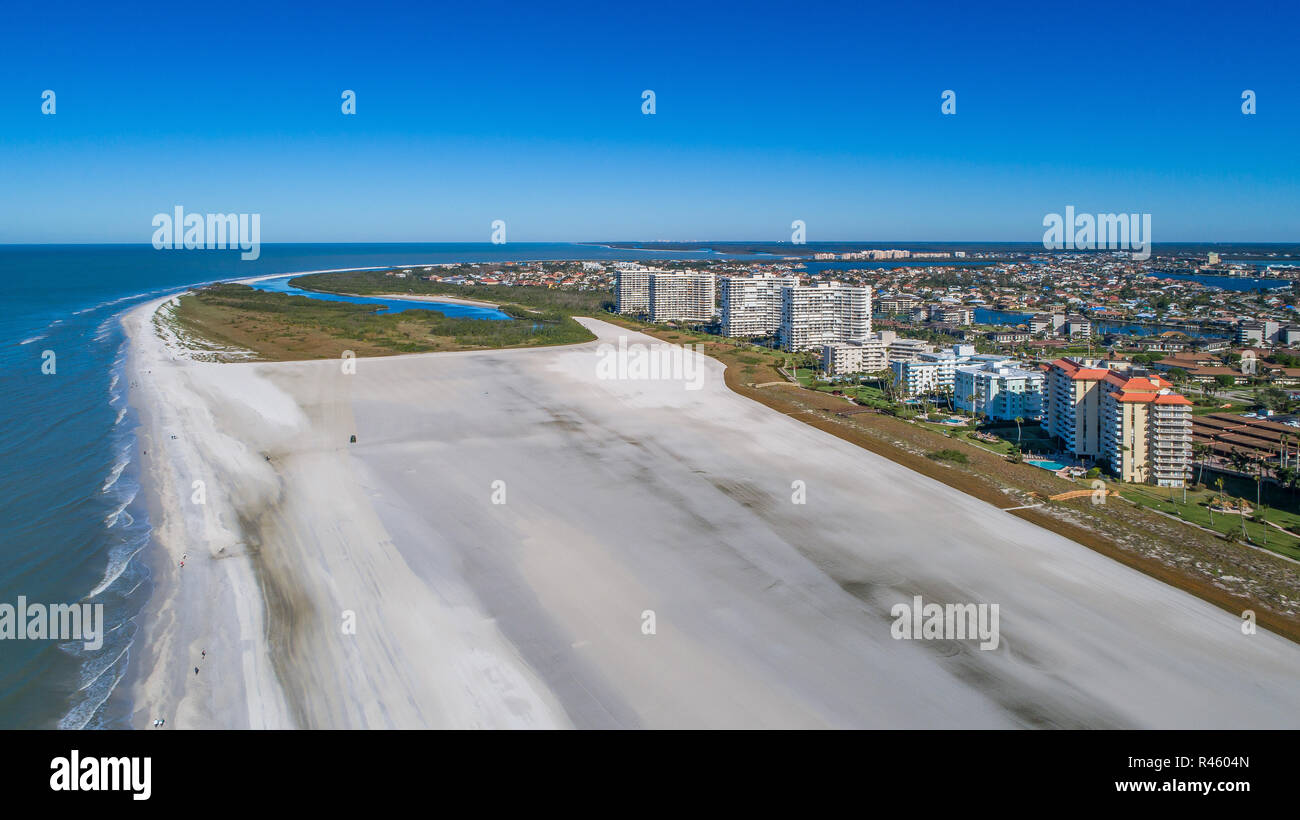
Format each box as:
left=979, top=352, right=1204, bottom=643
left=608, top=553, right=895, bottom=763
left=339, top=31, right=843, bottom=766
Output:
left=2, top=0, right=1297, bottom=243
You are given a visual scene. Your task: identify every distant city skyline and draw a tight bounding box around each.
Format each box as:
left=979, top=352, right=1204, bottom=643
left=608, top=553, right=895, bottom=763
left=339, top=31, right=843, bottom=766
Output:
left=3, top=0, right=1298, bottom=243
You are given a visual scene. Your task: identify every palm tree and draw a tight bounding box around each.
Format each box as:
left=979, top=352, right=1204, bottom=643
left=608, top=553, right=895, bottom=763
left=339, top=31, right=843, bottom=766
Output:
left=1014, top=416, right=1024, bottom=443
left=879, top=369, right=897, bottom=402
left=1276, top=465, right=1295, bottom=497
left=1254, top=455, right=1265, bottom=510
left=1286, top=466, right=1300, bottom=498
left=1229, top=449, right=1251, bottom=477
left=1192, top=442, right=1209, bottom=488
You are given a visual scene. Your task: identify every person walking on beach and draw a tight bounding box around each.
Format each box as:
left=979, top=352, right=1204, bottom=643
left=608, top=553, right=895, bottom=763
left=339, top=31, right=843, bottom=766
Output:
left=194, top=666, right=199, bottom=676
left=201, top=649, right=205, bottom=659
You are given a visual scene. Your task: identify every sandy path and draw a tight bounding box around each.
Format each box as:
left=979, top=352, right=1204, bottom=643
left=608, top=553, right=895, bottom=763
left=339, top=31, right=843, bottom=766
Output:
left=128, top=309, right=1300, bottom=728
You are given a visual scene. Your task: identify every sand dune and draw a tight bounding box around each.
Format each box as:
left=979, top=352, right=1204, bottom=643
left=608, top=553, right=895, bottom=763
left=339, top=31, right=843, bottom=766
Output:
left=126, top=306, right=1300, bottom=728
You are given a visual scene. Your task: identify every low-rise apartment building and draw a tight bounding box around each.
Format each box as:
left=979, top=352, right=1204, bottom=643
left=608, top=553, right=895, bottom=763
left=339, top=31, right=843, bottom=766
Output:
left=821, top=331, right=897, bottom=376
left=955, top=362, right=1046, bottom=421
left=1028, top=313, right=1065, bottom=335
left=887, top=337, right=934, bottom=363
left=1236, top=319, right=1281, bottom=346
left=890, top=344, right=978, bottom=396
left=928, top=304, right=974, bottom=325
left=1064, top=315, right=1093, bottom=337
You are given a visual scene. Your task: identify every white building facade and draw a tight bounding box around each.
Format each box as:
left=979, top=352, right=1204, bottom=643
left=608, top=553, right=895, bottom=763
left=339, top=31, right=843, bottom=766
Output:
left=954, top=362, right=1046, bottom=421
left=614, top=266, right=658, bottom=315
left=779, top=283, right=871, bottom=352
left=648, top=271, right=716, bottom=323
left=719, top=274, right=797, bottom=337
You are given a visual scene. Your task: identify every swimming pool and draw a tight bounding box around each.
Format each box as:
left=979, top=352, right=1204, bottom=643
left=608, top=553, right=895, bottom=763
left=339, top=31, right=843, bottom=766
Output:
left=1028, top=459, right=1071, bottom=472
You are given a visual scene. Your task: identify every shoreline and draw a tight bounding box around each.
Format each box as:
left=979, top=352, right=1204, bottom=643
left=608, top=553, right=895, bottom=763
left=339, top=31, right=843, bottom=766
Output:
left=119, top=269, right=1300, bottom=732
left=121, top=294, right=294, bottom=728
left=122, top=288, right=570, bottom=727
left=120, top=284, right=1300, bottom=726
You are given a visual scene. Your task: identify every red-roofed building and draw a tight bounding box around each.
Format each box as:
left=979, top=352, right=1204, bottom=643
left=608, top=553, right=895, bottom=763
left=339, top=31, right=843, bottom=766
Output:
left=1100, top=371, right=1193, bottom=486
left=1047, top=357, right=1192, bottom=486
left=1046, top=358, right=1116, bottom=456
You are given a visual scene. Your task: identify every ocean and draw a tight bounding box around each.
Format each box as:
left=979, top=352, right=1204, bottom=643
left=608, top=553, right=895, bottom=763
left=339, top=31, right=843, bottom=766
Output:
left=8, top=242, right=1267, bottom=728
left=0, top=242, right=722, bottom=729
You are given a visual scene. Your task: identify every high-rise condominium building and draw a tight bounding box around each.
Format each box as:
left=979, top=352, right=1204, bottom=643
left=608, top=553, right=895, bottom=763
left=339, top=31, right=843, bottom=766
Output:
left=1046, top=358, right=1192, bottom=487
left=1046, top=358, right=1113, bottom=457
left=779, top=283, right=871, bottom=352
left=719, top=274, right=798, bottom=338
left=1100, top=372, right=1193, bottom=487
left=648, top=271, right=716, bottom=323
left=614, top=267, right=657, bottom=315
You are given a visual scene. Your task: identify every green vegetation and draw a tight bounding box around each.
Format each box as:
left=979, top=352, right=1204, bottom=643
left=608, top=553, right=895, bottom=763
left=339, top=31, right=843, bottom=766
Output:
left=969, top=422, right=1054, bottom=455
left=1120, top=483, right=1300, bottom=561
left=926, top=449, right=969, bottom=465
left=172, top=282, right=595, bottom=361
left=291, top=269, right=612, bottom=316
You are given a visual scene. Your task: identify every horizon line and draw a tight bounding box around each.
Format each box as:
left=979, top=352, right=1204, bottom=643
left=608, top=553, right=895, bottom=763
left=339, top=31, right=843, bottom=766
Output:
left=3, top=240, right=1300, bottom=248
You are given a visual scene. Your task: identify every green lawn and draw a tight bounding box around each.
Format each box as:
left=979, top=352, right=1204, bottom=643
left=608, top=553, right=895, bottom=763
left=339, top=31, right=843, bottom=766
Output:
left=973, top=423, right=1054, bottom=454
left=1120, top=484, right=1300, bottom=561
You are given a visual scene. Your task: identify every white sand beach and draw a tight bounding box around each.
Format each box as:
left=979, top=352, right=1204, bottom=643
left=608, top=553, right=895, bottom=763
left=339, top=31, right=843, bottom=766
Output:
left=124, top=303, right=1300, bottom=729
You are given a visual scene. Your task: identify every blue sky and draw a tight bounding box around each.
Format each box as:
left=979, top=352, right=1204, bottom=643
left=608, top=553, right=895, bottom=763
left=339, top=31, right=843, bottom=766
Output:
left=2, top=0, right=1297, bottom=242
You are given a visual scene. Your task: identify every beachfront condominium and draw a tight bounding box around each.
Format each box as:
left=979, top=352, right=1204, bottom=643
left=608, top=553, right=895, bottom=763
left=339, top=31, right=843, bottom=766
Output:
left=1047, top=357, right=1192, bottom=486
left=954, top=361, right=1046, bottom=422
left=648, top=271, right=716, bottom=323
left=1046, top=358, right=1112, bottom=457
left=889, top=345, right=978, bottom=396
left=719, top=274, right=798, bottom=337
left=821, top=331, right=897, bottom=376
left=887, top=337, right=934, bottom=362
left=1100, top=372, right=1193, bottom=487
left=614, top=266, right=657, bottom=315
left=779, top=283, right=871, bottom=351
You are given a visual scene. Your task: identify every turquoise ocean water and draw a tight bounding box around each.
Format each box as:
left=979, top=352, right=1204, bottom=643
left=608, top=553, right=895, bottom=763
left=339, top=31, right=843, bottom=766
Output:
left=0, top=242, right=716, bottom=729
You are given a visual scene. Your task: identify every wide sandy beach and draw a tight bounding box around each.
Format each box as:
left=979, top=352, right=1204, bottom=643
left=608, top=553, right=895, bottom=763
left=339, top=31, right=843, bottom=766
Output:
left=124, top=300, right=1300, bottom=728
